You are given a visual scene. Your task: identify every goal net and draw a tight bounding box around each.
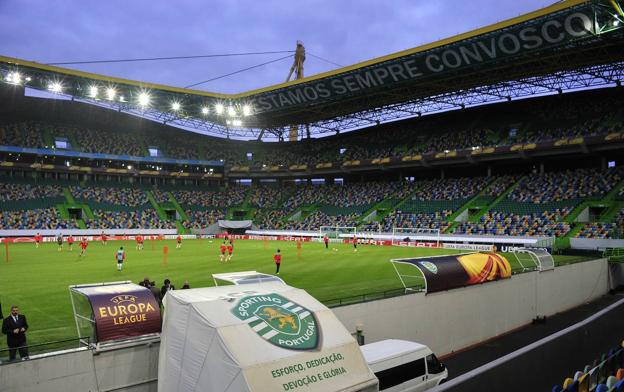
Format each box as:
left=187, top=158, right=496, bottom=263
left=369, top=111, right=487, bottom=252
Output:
left=391, top=227, right=441, bottom=246
left=319, top=226, right=357, bottom=241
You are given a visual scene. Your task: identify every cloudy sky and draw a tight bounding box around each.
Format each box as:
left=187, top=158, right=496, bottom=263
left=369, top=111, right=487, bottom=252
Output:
left=1, top=0, right=558, bottom=94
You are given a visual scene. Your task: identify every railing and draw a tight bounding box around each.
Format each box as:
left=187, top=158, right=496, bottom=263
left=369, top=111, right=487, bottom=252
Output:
left=0, top=337, right=88, bottom=365
left=323, top=286, right=424, bottom=308
left=604, top=248, right=624, bottom=262
left=321, top=254, right=594, bottom=308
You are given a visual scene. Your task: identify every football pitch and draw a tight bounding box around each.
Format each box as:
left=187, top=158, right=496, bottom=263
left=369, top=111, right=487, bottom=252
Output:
left=0, top=238, right=588, bottom=351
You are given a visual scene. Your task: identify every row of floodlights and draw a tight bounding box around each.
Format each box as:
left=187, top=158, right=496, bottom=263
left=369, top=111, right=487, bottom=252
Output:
left=3, top=72, right=252, bottom=120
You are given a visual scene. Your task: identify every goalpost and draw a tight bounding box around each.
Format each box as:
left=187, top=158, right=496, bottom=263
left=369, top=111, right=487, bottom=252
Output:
left=391, top=227, right=441, bottom=246
left=318, top=226, right=357, bottom=241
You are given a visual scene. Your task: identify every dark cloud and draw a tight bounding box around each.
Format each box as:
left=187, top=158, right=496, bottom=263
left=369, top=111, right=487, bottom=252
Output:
left=1, top=0, right=554, bottom=93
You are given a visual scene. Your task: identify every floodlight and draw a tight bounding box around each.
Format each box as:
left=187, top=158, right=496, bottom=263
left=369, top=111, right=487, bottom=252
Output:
left=48, top=82, right=63, bottom=93
left=119, top=96, right=126, bottom=102
left=171, top=102, right=181, bottom=111
left=138, top=92, right=150, bottom=107
left=201, top=107, right=209, bottom=115
left=88, top=86, right=98, bottom=98
left=7, top=72, right=22, bottom=84
left=106, top=88, right=116, bottom=100
left=232, top=119, right=242, bottom=127
left=226, top=120, right=231, bottom=125
left=25, top=76, right=31, bottom=82
left=242, top=105, right=252, bottom=116
left=227, top=106, right=236, bottom=117
left=127, top=165, right=133, bottom=170
left=215, top=103, right=224, bottom=114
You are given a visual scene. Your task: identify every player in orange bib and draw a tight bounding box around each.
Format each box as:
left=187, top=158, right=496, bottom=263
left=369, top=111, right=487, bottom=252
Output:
left=296, top=238, right=302, bottom=259
left=67, top=235, right=74, bottom=251
left=226, top=242, right=234, bottom=262
left=219, top=241, right=227, bottom=262
left=176, top=235, right=182, bottom=249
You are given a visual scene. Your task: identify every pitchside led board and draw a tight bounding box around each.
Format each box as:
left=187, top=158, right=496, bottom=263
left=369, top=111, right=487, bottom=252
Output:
left=69, top=282, right=161, bottom=343
left=158, top=283, right=379, bottom=392
left=392, top=252, right=512, bottom=293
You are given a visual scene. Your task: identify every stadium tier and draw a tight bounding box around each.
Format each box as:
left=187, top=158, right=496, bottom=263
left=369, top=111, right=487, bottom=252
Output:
left=552, top=341, right=624, bottom=392
left=1, top=87, right=622, bottom=172
left=1, top=165, right=623, bottom=236
left=0, top=207, right=78, bottom=230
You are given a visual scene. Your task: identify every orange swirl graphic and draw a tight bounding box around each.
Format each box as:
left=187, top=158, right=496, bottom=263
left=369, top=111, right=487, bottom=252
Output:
left=458, top=252, right=511, bottom=284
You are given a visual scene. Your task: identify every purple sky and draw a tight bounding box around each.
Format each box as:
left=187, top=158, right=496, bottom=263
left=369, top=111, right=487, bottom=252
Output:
left=1, top=0, right=555, bottom=94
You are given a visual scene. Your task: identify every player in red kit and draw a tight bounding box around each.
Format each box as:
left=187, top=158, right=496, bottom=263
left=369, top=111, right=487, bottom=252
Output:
left=101, top=231, right=108, bottom=246
left=323, top=235, right=329, bottom=249
left=34, top=233, right=42, bottom=248
left=67, top=235, right=74, bottom=251
left=274, top=249, right=282, bottom=274
left=219, top=241, right=227, bottom=262
left=176, top=235, right=182, bottom=249
left=226, top=242, right=233, bottom=262
left=79, top=238, right=89, bottom=257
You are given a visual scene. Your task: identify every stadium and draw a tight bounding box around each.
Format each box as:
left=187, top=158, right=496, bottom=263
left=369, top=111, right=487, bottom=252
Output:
left=1, top=0, right=624, bottom=391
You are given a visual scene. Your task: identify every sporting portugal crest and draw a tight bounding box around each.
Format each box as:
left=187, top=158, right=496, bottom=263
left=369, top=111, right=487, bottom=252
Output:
left=231, top=293, right=319, bottom=350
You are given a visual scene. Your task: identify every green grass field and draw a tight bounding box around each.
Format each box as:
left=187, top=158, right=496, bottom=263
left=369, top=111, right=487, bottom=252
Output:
left=0, top=238, right=589, bottom=354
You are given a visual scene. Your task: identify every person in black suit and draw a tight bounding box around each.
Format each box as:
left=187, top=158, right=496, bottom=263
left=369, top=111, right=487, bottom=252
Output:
left=2, top=305, right=29, bottom=360
left=160, top=279, right=175, bottom=298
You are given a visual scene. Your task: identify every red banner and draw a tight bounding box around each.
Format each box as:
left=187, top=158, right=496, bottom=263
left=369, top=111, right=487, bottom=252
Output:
left=88, top=286, right=161, bottom=342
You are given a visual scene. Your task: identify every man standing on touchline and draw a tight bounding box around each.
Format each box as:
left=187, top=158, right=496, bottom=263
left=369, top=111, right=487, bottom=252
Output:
left=2, top=305, right=29, bottom=361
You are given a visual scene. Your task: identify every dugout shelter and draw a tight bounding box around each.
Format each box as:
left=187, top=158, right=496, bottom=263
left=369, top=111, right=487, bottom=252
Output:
left=158, top=283, right=378, bottom=392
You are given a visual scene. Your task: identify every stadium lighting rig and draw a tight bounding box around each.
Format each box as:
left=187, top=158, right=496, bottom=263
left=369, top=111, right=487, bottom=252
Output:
left=6, top=71, right=21, bottom=84
left=137, top=91, right=151, bottom=107
left=106, top=87, right=116, bottom=100
left=1, top=0, right=623, bottom=141
left=88, top=85, right=98, bottom=98
left=47, top=81, right=63, bottom=93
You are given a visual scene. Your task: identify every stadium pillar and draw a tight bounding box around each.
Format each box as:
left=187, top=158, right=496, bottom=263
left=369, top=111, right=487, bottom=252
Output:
left=487, top=166, right=492, bottom=177
left=540, top=162, right=544, bottom=174
left=601, top=157, right=607, bottom=170
left=440, top=169, right=445, bottom=179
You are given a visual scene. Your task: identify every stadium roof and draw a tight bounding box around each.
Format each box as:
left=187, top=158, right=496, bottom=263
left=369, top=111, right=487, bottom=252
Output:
left=1, top=0, right=623, bottom=139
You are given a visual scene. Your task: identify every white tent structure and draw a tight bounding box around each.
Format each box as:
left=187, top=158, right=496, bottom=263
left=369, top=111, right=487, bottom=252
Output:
left=212, top=271, right=286, bottom=286
left=158, top=283, right=378, bottom=392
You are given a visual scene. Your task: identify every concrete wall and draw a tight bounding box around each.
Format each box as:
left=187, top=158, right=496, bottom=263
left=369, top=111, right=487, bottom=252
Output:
left=570, top=238, right=624, bottom=251
left=0, top=342, right=159, bottom=392
left=0, top=259, right=608, bottom=391
left=332, top=258, right=609, bottom=356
